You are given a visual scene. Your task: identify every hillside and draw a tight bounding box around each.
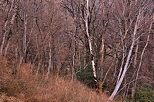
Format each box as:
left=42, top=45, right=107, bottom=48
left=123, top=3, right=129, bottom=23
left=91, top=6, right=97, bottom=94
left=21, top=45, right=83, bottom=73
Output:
left=0, top=0, right=153, bottom=101
left=0, top=60, right=119, bottom=102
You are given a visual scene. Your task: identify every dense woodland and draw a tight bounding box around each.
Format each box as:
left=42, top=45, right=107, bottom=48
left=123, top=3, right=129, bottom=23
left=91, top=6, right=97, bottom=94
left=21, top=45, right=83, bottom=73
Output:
left=0, top=0, right=153, bottom=101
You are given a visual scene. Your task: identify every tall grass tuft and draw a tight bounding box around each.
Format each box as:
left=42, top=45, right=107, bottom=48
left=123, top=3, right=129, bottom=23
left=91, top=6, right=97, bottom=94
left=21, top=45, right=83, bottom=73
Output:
left=0, top=59, right=117, bottom=102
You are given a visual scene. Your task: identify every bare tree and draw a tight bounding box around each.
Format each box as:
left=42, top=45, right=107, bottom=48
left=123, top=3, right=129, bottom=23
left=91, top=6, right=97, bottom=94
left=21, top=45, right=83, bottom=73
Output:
left=109, top=0, right=153, bottom=100
left=0, top=0, right=14, bottom=57
left=85, top=0, right=97, bottom=82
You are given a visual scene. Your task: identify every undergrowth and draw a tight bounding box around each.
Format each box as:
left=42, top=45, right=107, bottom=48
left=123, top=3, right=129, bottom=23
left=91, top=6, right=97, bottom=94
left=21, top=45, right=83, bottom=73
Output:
left=0, top=59, right=116, bottom=102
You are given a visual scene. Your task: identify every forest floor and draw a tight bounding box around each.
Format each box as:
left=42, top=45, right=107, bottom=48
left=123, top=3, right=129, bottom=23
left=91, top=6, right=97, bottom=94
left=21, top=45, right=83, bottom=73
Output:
left=0, top=60, right=122, bottom=102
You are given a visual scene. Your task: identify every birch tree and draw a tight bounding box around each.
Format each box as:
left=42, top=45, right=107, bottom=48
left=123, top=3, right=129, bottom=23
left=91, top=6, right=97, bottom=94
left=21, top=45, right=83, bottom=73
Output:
left=85, top=0, right=97, bottom=82
left=109, top=0, right=153, bottom=100
left=4, top=0, right=20, bottom=60
left=0, top=0, right=14, bottom=57
left=109, top=10, right=141, bottom=100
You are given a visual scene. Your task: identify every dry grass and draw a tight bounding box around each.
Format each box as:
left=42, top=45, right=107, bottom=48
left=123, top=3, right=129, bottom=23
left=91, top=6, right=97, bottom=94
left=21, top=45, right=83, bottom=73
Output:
left=0, top=59, right=118, bottom=102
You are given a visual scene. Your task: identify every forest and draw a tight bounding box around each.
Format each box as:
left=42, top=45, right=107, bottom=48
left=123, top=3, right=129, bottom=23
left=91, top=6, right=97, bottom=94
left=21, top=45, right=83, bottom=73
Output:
left=0, top=0, right=153, bottom=101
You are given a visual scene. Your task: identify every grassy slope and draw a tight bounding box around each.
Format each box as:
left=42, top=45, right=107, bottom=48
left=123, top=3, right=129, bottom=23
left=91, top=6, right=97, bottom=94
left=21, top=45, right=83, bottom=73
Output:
left=0, top=60, right=119, bottom=102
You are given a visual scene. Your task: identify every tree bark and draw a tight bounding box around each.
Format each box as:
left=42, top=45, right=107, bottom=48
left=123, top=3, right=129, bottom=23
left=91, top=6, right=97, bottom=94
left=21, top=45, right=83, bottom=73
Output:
left=109, top=10, right=141, bottom=100
left=4, top=9, right=17, bottom=59
left=47, top=46, right=52, bottom=79
left=0, top=0, right=14, bottom=57
left=131, top=40, right=139, bottom=99
left=133, top=34, right=149, bottom=100
left=85, top=0, right=97, bottom=82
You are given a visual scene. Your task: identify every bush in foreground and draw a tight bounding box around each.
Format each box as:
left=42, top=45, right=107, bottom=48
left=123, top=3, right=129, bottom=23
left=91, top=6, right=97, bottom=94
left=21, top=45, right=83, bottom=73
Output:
left=0, top=60, right=116, bottom=102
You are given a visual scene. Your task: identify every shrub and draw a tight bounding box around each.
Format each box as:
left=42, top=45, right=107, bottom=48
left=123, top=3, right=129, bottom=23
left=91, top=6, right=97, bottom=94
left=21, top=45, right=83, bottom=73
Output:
left=0, top=60, right=113, bottom=102
left=135, top=85, right=153, bottom=102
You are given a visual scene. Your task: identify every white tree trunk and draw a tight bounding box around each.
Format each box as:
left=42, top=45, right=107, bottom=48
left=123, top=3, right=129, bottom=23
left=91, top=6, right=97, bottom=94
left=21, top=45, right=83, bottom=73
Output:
left=23, top=1, right=28, bottom=61
left=116, top=20, right=125, bottom=84
left=47, top=47, right=52, bottom=79
left=0, top=0, right=14, bottom=57
left=133, top=35, right=149, bottom=98
left=85, top=0, right=97, bottom=82
left=109, top=10, right=141, bottom=100
left=4, top=11, right=17, bottom=59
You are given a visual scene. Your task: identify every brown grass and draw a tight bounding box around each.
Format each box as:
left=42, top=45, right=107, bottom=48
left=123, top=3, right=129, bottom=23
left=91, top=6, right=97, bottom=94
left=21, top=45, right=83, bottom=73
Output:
left=0, top=59, right=118, bottom=102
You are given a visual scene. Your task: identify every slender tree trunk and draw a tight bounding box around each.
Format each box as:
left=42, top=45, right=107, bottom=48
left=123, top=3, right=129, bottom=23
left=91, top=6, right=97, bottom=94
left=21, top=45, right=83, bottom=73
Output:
left=21, top=1, right=28, bottom=64
left=131, top=40, right=139, bottom=99
left=100, top=35, right=104, bottom=82
left=0, top=0, right=14, bottom=57
left=47, top=46, right=52, bottom=79
left=117, top=19, right=126, bottom=84
left=109, top=10, right=141, bottom=100
left=47, top=34, right=52, bottom=79
left=72, top=52, right=75, bottom=80
left=133, top=34, right=149, bottom=99
left=4, top=10, right=17, bottom=59
left=85, top=0, right=97, bottom=82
